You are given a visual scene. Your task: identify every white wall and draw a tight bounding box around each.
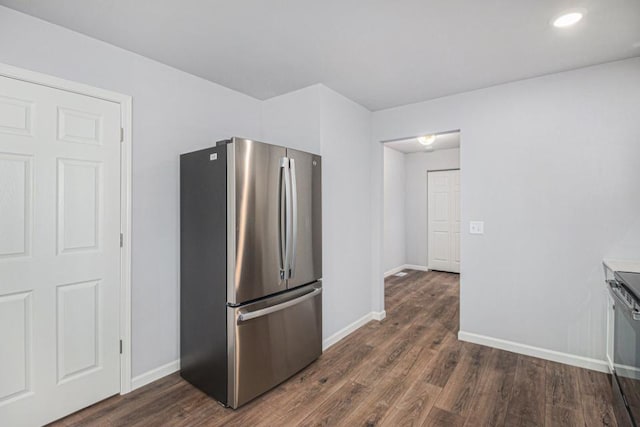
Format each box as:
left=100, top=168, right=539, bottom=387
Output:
left=263, top=85, right=375, bottom=340
left=372, top=58, right=640, bottom=362
left=383, top=147, right=406, bottom=272
left=0, top=6, right=263, bottom=377
left=405, top=148, right=459, bottom=267
left=319, top=86, right=375, bottom=336
left=261, top=85, right=321, bottom=154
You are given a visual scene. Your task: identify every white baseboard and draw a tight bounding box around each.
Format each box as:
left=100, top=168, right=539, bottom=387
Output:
left=131, top=359, right=181, bottom=391
left=384, top=264, right=429, bottom=277
left=405, top=264, right=429, bottom=272
left=458, top=331, right=609, bottom=373
left=323, top=310, right=386, bottom=351
left=384, top=265, right=407, bottom=277
left=372, top=310, right=386, bottom=321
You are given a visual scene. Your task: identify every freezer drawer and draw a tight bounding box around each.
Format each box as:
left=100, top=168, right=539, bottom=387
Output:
left=227, top=282, right=322, bottom=408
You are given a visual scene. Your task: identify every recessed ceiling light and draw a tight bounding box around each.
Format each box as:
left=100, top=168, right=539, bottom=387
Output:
left=417, top=135, right=436, bottom=146
left=552, top=10, right=585, bottom=28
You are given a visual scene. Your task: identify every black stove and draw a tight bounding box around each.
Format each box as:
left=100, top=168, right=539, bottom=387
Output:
left=609, top=271, right=640, bottom=427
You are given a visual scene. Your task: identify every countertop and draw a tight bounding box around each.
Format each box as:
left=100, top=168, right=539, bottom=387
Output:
left=603, top=258, right=640, bottom=274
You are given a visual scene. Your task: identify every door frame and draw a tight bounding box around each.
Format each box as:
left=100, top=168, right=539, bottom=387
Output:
left=426, top=168, right=460, bottom=271
left=0, top=62, right=134, bottom=394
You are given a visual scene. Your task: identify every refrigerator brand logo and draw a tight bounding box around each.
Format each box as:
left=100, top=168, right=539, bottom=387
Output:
left=210, top=153, right=217, bottom=161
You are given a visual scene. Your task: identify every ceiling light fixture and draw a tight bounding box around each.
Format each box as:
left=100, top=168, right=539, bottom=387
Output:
left=552, top=10, right=584, bottom=28
left=417, top=135, right=436, bottom=146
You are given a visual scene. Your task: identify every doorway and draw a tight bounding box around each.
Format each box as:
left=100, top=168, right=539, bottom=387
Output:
left=382, top=130, right=460, bottom=276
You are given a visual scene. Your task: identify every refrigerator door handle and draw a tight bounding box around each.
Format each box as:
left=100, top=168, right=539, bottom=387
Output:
left=278, top=158, right=287, bottom=276
left=237, top=287, right=322, bottom=322
left=289, top=158, right=297, bottom=279
left=281, top=157, right=293, bottom=279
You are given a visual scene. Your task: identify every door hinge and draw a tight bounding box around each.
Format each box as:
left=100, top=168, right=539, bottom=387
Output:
left=119, top=339, right=123, bottom=354
left=120, top=233, right=124, bottom=248
left=120, top=127, right=124, bottom=142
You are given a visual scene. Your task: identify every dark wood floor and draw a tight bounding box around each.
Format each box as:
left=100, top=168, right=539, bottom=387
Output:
left=51, top=270, right=617, bottom=426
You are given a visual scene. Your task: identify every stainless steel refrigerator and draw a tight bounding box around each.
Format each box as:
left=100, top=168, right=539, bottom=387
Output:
left=180, top=137, right=322, bottom=408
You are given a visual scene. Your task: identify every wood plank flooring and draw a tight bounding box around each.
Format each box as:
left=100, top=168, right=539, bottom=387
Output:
left=50, top=270, right=617, bottom=427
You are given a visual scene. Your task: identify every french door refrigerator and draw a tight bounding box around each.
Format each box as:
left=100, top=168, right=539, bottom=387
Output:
left=180, top=137, right=322, bottom=408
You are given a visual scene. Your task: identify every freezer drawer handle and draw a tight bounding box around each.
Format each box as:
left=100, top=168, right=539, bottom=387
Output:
left=237, top=287, right=321, bottom=322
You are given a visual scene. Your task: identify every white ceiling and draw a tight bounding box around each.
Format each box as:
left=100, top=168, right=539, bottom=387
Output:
left=2, top=0, right=639, bottom=111
left=385, top=132, right=460, bottom=154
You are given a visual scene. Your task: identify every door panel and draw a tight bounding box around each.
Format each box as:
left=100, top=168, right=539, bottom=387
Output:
left=433, top=193, right=449, bottom=220
left=286, top=149, right=322, bottom=289
left=432, top=232, right=450, bottom=261
left=232, top=139, right=287, bottom=304
left=0, top=94, right=33, bottom=136
left=56, top=280, right=100, bottom=383
left=0, top=291, right=32, bottom=405
left=57, top=159, right=101, bottom=253
left=229, top=282, right=322, bottom=408
left=0, top=75, right=121, bottom=426
left=428, top=170, right=460, bottom=273
left=0, top=153, right=31, bottom=258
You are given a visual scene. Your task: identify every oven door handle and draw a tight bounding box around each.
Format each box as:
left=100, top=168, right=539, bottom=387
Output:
left=608, top=280, right=640, bottom=321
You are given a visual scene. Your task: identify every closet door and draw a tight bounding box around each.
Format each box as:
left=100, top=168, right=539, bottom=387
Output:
left=0, top=75, right=122, bottom=426
left=427, top=170, right=460, bottom=273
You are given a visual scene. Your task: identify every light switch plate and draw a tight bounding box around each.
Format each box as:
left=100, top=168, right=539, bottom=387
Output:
left=469, top=221, right=484, bottom=234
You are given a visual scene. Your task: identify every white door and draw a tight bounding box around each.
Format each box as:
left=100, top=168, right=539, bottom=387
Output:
left=0, top=75, right=122, bottom=426
left=427, top=170, right=460, bottom=273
